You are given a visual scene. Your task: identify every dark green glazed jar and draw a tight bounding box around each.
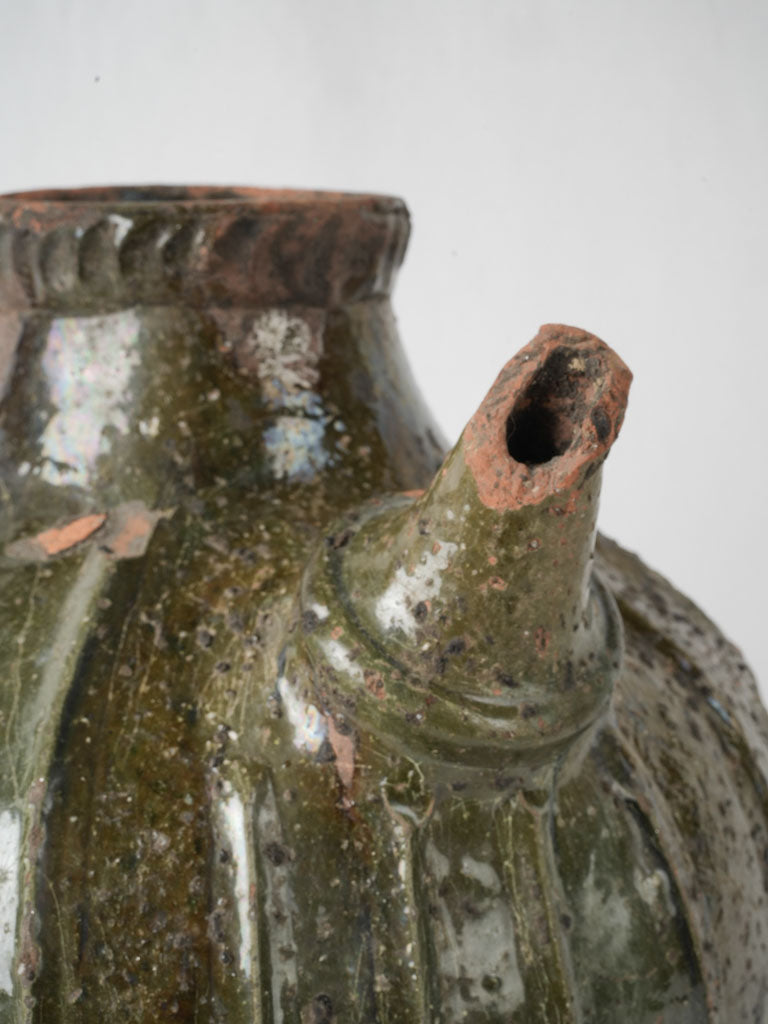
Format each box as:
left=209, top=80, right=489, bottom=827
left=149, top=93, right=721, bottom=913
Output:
left=0, top=187, right=765, bottom=1023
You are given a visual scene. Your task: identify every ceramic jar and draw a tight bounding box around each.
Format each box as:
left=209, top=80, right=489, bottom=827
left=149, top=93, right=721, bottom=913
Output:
left=0, top=187, right=765, bottom=1023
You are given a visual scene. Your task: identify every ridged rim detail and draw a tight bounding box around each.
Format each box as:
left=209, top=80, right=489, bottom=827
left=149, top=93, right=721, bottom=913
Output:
left=0, top=186, right=410, bottom=311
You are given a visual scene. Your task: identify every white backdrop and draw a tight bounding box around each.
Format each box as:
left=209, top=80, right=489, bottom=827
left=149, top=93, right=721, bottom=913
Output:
left=1, top=0, right=766, bottom=693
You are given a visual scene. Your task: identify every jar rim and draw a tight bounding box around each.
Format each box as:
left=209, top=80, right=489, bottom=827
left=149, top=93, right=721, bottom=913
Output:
left=0, top=184, right=405, bottom=214
left=0, top=185, right=410, bottom=311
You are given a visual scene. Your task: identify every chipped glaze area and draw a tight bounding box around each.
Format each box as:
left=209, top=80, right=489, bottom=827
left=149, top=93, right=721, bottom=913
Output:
left=4, top=503, right=171, bottom=563
left=5, top=512, right=107, bottom=559
left=0, top=187, right=765, bottom=1023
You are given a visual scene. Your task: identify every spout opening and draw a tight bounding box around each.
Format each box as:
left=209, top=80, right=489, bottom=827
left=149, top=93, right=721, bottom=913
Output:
left=505, top=347, right=587, bottom=465
left=506, top=402, right=571, bottom=465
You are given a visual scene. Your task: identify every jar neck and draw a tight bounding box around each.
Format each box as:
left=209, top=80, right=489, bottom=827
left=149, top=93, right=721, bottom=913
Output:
left=0, top=188, right=444, bottom=541
left=0, top=297, right=444, bottom=532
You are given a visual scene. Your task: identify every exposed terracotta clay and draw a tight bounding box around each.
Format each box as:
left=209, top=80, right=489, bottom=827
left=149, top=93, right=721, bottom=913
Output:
left=5, top=512, right=106, bottom=560
left=463, top=324, right=632, bottom=510
left=98, top=501, right=174, bottom=560
left=4, top=504, right=171, bottom=562
left=326, top=718, right=356, bottom=791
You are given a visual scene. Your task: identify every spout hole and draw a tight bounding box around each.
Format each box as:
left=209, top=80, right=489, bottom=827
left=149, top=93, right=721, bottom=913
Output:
left=506, top=347, right=585, bottom=465
left=506, top=404, right=571, bottom=464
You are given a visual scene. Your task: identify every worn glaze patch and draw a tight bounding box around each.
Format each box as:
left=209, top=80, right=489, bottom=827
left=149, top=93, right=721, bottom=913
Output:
left=425, top=840, right=525, bottom=1015
left=217, top=784, right=254, bottom=979
left=37, top=311, right=142, bottom=487
left=375, top=540, right=457, bottom=636
left=277, top=675, right=327, bottom=755
left=236, top=309, right=321, bottom=402
left=263, top=416, right=329, bottom=481
left=0, top=810, right=21, bottom=994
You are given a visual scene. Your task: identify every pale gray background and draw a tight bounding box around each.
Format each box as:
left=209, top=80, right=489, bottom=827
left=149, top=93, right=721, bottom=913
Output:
left=1, top=0, right=766, bottom=692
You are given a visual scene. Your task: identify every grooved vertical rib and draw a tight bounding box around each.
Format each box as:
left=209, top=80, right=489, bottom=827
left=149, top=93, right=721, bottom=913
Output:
left=210, top=772, right=263, bottom=1024
left=495, top=792, right=580, bottom=1023
left=365, top=808, right=436, bottom=1022
left=254, top=777, right=298, bottom=1023
left=249, top=761, right=382, bottom=1023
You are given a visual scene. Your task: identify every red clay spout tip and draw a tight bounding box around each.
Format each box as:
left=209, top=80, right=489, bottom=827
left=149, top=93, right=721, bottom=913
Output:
left=462, top=324, right=632, bottom=511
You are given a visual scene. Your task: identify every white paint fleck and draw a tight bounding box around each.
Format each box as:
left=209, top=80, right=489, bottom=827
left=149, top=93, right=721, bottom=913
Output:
left=107, top=213, right=133, bottom=245
left=0, top=810, right=22, bottom=994
left=580, top=851, right=631, bottom=961
left=375, top=541, right=458, bottom=636
left=425, top=841, right=450, bottom=883
left=138, top=415, right=160, bottom=438
left=634, top=865, right=675, bottom=917
left=461, top=854, right=501, bottom=894
left=150, top=830, right=170, bottom=854
left=277, top=676, right=327, bottom=754
left=321, top=638, right=363, bottom=681
left=386, top=801, right=423, bottom=826
left=219, top=788, right=254, bottom=978
left=154, top=226, right=173, bottom=249
left=311, top=603, right=330, bottom=621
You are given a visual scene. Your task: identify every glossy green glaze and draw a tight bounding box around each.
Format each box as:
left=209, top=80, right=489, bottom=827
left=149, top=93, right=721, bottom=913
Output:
left=0, top=187, right=765, bottom=1022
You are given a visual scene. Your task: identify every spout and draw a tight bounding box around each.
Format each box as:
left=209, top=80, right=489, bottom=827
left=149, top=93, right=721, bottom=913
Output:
left=464, top=323, right=631, bottom=511
left=292, top=326, right=632, bottom=774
